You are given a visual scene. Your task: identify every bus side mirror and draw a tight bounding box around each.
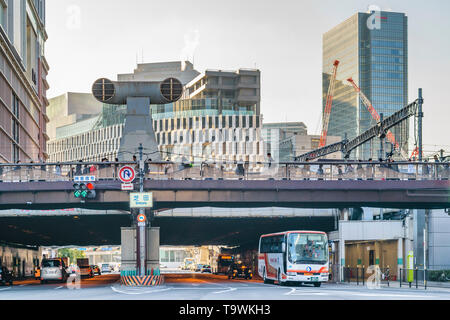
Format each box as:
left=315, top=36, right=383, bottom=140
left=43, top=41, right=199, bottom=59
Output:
left=282, top=243, right=286, bottom=253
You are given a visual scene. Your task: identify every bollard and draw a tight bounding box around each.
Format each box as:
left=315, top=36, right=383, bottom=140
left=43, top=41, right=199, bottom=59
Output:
left=356, top=267, right=359, bottom=285
left=400, top=268, right=402, bottom=288
left=362, top=266, right=365, bottom=286
left=347, top=266, right=350, bottom=283
left=387, top=266, right=390, bottom=287
left=415, top=268, right=418, bottom=289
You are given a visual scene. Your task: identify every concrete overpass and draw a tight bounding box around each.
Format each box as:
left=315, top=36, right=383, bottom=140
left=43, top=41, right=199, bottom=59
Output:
left=0, top=179, right=448, bottom=210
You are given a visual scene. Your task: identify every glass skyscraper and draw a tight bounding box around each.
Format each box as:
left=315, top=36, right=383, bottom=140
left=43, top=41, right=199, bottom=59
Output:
left=323, top=11, right=408, bottom=160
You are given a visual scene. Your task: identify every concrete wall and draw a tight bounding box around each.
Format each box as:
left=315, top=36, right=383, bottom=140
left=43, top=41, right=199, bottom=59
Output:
left=339, top=221, right=404, bottom=241
left=0, top=245, right=42, bottom=278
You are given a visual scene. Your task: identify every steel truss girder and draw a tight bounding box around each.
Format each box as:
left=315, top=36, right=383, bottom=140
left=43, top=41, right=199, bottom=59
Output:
left=295, top=99, right=420, bottom=161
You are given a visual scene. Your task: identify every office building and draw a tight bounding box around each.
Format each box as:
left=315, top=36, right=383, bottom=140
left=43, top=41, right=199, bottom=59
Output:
left=0, top=0, right=49, bottom=163
left=279, top=134, right=342, bottom=162
left=262, top=122, right=307, bottom=162
left=323, top=11, right=408, bottom=160
left=48, top=62, right=265, bottom=167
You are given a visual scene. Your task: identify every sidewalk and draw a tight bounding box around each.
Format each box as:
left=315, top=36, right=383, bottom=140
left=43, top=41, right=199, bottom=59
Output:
left=332, top=280, right=450, bottom=290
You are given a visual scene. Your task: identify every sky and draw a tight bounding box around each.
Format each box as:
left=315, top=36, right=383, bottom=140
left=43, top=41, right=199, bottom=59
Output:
left=45, top=0, right=450, bottom=154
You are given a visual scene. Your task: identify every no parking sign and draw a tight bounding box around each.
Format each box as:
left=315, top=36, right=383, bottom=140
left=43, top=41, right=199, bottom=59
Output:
left=119, top=166, right=136, bottom=183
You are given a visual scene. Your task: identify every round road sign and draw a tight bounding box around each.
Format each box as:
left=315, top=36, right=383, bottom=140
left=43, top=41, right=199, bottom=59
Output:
left=137, top=214, right=147, bottom=223
left=119, top=166, right=136, bottom=183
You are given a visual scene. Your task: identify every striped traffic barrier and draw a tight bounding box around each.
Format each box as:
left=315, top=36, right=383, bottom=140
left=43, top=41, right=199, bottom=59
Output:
left=120, top=275, right=165, bottom=286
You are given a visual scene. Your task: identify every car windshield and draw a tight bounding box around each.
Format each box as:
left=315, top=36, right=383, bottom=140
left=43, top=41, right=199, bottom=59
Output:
left=42, top=260, right=61, bottom=268
left=287, top=233, right=327, bottom=265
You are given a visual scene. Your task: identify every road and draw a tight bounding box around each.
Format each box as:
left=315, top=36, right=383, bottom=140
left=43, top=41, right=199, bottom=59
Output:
left=1, top=272, right=450, bottom=300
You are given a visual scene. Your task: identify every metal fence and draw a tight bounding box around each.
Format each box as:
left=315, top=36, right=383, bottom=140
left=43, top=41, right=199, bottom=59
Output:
left=342, top=266, right=393, bottom=286
left=0, top=161, right=448, bottom=183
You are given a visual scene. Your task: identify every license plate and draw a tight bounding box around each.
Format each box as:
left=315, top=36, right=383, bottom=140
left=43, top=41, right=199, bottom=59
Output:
left=311, top=277, right=319, bottom=282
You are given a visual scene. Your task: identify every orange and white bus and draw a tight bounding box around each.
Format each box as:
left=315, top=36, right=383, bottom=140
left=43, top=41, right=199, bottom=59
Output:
left=258, top=231, right=329, bottom=287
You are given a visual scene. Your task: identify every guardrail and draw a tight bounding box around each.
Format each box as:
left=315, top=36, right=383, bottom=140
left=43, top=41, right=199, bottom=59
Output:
left=0, top=161, right=448, bottom=183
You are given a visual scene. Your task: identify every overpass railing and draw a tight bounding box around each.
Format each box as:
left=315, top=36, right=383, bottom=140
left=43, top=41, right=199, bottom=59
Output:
left=0, top=161, right=448, bottom=183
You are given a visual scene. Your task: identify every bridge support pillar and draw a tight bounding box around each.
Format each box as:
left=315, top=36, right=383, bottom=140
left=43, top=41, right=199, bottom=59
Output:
left=120, top=227, right=163, bottom=286
left=118, top=97, right=161, bottom=161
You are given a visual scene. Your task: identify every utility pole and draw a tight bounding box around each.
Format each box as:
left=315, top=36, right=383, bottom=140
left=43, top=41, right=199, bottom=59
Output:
left=138, top=143, right=146, bottom=277
left=418, top=88, right=424, bottom=161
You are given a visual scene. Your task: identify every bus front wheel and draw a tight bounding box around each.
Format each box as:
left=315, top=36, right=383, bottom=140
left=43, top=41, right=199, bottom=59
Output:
left=313, top=282, right=322, bottom=288
left=263, top=268, right=274, bottom=284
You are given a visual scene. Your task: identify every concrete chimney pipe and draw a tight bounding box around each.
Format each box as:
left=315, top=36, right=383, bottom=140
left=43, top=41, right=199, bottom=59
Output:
left=92, top=77, right=183, bottom=105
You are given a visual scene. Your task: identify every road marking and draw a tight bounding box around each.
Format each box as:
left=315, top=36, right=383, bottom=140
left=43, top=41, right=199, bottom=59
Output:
left=213, top=287, right=237, bottom=294
left=0, top=287, right=12, bottom=291
left=55, top=286, right=64, bottom=290
left=349, top=292, right=436, bottom=298
left=111, top=286, right=172, bottom=295
left=284, top=288, right=296, bottom=295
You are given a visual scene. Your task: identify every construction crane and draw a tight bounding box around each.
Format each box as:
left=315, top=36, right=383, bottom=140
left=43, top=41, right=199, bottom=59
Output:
left=319, top=60, right=340, bottom=148
left=347, top=78, right=409, bottom=160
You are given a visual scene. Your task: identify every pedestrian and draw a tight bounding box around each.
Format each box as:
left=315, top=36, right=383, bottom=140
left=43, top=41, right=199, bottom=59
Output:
left=434, top=155, right=441, bottom=179
left=302, top=159, right=310, bottom=181
left=407, top=158, right=415, bottom=180
left=75, top=160, right=83, bottom=176
left=337, top=165, right=343, bottom=180
left=317, top=164, right=324, bottom=180
left=55, top=162, right=62, bottom=176
left=366, top=159, right=374, bottom=180
left=356, top=160, right=363, bottom=180
left=267, top=153, right=274, bottom=168
left=345, top=163, right=354, bottom=180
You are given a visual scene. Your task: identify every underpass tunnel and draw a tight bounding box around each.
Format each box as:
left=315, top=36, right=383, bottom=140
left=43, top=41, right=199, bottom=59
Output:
left=0, top=214, right=336, bottom=247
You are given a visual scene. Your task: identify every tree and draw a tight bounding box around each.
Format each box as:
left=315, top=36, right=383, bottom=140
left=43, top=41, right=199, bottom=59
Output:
left=58, top=248, right=86, bottom=265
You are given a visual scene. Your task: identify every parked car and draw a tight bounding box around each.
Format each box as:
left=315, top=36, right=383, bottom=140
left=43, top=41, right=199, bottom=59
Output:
left=195, top=264, right=203, bottom=272
left=227, top=261, right=253, bottom=280
left=41, top=258, right=69, bottom=283
left=91, top=265, right=101, bottom=276
left=201, top=265, right=212, bottom=273
left=77, top=259, right=93, bottom=278
left=0, top=267, right=13, bottom=286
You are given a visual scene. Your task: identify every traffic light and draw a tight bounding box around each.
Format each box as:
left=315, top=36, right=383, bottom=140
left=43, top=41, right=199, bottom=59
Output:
left=73, top=182, right=96, bottom=199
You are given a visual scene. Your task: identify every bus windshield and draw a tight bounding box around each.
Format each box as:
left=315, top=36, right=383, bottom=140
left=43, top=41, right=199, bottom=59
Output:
left=287, top=233, right=327, bottom=265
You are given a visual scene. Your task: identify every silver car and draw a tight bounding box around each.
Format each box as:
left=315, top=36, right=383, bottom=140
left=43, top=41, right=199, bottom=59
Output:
left=40, top=259, right=68, bottom=283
